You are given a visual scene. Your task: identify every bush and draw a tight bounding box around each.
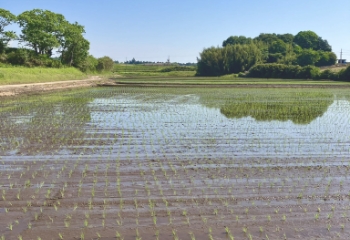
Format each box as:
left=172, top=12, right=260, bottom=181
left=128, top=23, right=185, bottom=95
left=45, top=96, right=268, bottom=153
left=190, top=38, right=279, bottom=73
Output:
left=196, top=43, right=265, bottom=76
left=247, top=63, right=321, bottom=79
left=96, top=56, right=114, bottom=72
left=160, top=66, right=195, bottom=72
left=298, top=65, right=320, bottom=79
left=338, top=66, right=350, bottom=81
left=77, top=55, right=98, bottom=72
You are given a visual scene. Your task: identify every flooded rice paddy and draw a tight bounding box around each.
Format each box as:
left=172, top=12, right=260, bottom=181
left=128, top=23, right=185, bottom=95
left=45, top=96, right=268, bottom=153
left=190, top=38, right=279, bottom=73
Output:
left=1, top=87, right=350, bottom=239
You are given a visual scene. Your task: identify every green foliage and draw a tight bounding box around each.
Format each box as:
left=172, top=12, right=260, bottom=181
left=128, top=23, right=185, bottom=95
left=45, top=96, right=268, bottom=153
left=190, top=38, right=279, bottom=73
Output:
left=196, top=43, right=266, bottom=76
left=293, top=31, right=332, bottom=52
left=268, top=39, right=287, bottom=54
left=60, top=23, right=90, bottom=67
left=315, top=51, right=337, bottom=66
left=254, top=33, right=279, bottom=45
left=293, top=31, right=320, bottom=50
left=96, top=56, right=114, bottom=72
left=204, top=31, right=337, bottom=77
left=338, top=66, right=350, bottom=81
left=160, top=66, right=196, bottom=72
left=299, top=65, right=320, bottom=79
left=17, top=9, right=90, bottom=67
left=276, top=33, right=294, bottom=43
left=296, top=49, right=320, bottom=66
left=17, top=9, right=66, bottom=56
left=0, top=8, right=17, bottom=53
left=318, top=37, right=332, bottom=51
left=220, top=92, right=333, bottom=124
left=4, top=48, right=62, bottom=67
left=0, top=8, right=93, bottom=71
left=77, top=55, right=98, bottom=73
left=196, top=47, right=224, bottom=76
left=247, top=63, right=320, bottom=79
left=222, top=36, right=252, bottom=47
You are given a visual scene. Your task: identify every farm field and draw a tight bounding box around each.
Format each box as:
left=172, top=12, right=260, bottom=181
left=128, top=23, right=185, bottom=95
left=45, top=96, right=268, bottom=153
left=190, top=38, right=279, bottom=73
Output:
left=1, top=87, right=350, bottom=239
left=113, top=76, right=350, bottom=87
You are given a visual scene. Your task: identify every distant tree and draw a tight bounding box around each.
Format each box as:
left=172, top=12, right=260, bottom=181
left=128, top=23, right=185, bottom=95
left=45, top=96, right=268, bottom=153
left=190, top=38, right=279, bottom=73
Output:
left=0, top=8, right=17, bottom=53
left=222, top=36, right=252, bottom=47
left=254, top=33, right=278, bottom=45
left=317, top=37, right=332, bottom=52
left=197, top=43, right=266, bottom=76
left=293, top=44, right=303, bottom=54
left=269, top=39, right=287, bottom=54
left=196, top=47, right=224, bottom=76
left=223, top=43, right=264, bottom=73
left=293, top=31, right=319, bottom=50
left=277, top=33, right=294, bottom=43
left=296, top=49, right=320, bottom=66
left=315, top=51, right=337, bottom=66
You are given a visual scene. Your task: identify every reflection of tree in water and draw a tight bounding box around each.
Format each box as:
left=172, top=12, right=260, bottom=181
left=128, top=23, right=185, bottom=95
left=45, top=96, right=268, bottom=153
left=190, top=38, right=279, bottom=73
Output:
left=220, top=93, right=334, bottom=124
left=0, top=91, right=92, bottom=155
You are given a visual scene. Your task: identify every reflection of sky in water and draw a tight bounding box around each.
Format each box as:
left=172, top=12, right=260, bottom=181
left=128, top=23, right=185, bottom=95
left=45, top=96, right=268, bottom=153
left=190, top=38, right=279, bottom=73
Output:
left=89, top=95, right=350, bottom=159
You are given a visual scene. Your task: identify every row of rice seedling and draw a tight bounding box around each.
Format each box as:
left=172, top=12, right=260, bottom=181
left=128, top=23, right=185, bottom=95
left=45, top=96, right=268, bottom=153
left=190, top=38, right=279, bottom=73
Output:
left=1, top=87, right=350, bottom=239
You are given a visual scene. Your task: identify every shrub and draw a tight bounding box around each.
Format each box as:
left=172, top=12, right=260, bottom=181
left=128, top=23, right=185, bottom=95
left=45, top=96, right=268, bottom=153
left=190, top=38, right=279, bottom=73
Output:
left=96, top=56, right=114, bottom=72
left=77, top=55, right=98, bottom=72
left=160, top=66, right=195, bottom=72
left=338, top=66, right=350, bottom=81
left=247, top=63, right=321, bottom=79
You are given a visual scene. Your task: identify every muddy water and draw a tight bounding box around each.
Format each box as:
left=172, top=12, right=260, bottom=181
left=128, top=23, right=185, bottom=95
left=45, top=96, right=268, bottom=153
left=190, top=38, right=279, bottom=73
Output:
left=1, top=87, right=350, bottom=239
left=88, top=94, right=350, bottom=160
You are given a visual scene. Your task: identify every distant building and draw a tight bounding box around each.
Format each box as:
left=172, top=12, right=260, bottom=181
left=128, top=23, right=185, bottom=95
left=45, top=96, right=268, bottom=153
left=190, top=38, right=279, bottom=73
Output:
left=338, top=59, right=347, bottom=64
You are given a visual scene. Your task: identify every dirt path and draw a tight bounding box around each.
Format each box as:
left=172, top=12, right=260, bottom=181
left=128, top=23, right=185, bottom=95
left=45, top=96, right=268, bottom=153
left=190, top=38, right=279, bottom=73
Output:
left=0, top=76, right=114, bottom=97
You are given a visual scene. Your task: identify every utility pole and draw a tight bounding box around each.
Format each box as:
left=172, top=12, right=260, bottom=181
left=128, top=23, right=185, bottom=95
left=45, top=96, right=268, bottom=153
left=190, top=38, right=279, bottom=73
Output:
left=166, top=56, right=170, bottom=65
left=340, top=49, right=343, bottom=64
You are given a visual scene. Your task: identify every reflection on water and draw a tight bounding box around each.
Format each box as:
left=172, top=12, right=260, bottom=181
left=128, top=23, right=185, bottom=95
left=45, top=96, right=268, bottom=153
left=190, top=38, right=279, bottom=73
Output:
left=220, top=92, right=333, bottom=124
left=1, top=87, right=350, bottom=159
left=0, top=90, right=92, bottom=155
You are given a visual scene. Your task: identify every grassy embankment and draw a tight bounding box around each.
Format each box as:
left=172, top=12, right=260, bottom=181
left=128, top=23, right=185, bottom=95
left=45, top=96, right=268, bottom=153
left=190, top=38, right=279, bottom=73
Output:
left=113, top=64, right=350, bottom=86
left=1, top=63, right=349, bottom=86
left=113, top=64, right=196, bottom=77
left=319, top=63, right=350, bottom=72
left=112, top=64, right=350, bottom=86
left=0, top=66, right=87, bottom=85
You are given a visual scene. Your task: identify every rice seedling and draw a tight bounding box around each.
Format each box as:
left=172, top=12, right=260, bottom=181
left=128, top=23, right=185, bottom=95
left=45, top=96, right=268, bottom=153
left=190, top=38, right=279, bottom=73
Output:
left=1, top=87, right=350, bottom=239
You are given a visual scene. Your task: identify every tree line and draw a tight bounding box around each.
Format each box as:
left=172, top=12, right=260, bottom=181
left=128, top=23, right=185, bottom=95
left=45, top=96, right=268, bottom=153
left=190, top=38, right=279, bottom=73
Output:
left=0, top=8, right=114, bottom=72
left=196, top=31, right=339, bottom=78
left=248, top=63, right=350, bottom=81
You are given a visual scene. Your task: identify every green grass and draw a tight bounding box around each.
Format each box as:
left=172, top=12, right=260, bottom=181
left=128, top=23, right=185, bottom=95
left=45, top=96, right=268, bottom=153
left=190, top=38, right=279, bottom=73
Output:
left=0, top=66, right=87, bottom=85
left=113, top=64, right=196, bottom=77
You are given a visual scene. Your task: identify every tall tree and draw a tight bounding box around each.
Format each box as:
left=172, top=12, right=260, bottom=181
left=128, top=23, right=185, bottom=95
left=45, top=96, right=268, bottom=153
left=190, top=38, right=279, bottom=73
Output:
left=293, top=31, right=319, bottom=50
left=222, top=36, right=252, bottom=47
left=318, top=37, right=332, bottom=52
left=254, top=33, right=278, bottom=45
left=269, top=39, right=287, bottom=54
left=17, top=9, right=67, bottom=56
left=17, top=9, right=90, bottom=67
left=277, top=33, right=294, bottom=43
left=296, top=49, right=320, bottom=66
left=197, top=43, right=266, bottom=76
left=59, top=22, right=89, bottom=67
left=0, top=8, right=17, bottom=53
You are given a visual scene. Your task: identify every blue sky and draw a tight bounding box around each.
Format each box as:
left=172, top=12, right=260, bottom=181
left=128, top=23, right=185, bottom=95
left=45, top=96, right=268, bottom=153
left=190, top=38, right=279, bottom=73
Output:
left=2, top=0, right=350, bottom=63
